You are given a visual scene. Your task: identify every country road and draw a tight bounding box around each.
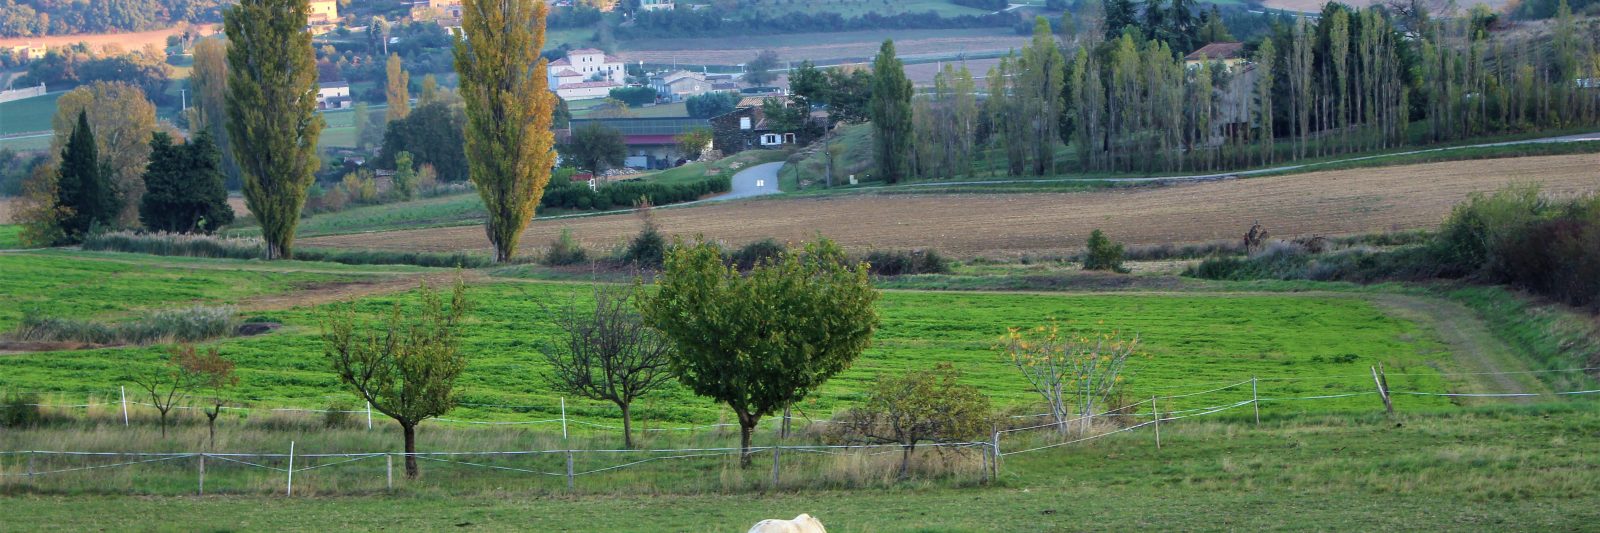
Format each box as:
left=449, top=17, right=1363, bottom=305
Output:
left=713, top=162, right=784, bottom=201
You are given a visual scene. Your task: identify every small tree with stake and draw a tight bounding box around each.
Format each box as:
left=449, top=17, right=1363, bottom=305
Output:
left=540, top=283, right=674, bottom=448
left=129, top=345, right=204, bottom=437
left=833, top=363, right=991, bottom=478
left=175, top=344, right=237, bottom=449
left=639, top=237, right=879, bottom=465
left=323, top=280, right=468, bottom=479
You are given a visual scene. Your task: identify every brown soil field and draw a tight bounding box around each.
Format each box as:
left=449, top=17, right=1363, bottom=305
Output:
left=0, top=23, right=220, bottom=52
left=617, top=34, right=1028, bottom=66
left=1260, top=0, right=1509, bottom=11
left=300, top=153, right=1600, bottom=259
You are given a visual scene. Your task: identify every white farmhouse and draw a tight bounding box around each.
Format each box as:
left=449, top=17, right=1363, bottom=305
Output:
left=316, top=81, right=353, bottom=110
left=548, top=48, right=626, bottom=101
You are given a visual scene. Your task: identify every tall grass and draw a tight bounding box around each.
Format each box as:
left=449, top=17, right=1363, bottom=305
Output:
left=11, top=305, right=240, bottom=346
left=82, top=231, right=497, bottom=268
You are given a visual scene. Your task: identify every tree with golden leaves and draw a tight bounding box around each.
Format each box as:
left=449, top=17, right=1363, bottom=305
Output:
left=453, top=0, right=557, bottom=263
left=386, top=53, right=410, bottom=121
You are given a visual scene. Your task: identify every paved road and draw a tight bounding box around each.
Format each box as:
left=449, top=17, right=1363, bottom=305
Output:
left=714, top=161, right=785, bottom=201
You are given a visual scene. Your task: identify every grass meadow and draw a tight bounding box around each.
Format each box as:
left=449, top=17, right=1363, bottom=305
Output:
left=0, top=251, right=1461, bottom=430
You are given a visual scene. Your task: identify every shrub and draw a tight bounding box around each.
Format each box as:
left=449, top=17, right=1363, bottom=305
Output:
left=0, top=394, right=43, bottom=428
left=540, top=176, right=732, bottom=212
left=1082, top=229, right=1128, bottom=273
left=864, top=249, right=951, bottom=276
left=12, top=305, right=240, bottom=345
left=543, top=228, right=589, bottom=266
left=621, top=223, right=667, bottom=268
left=729, top=238, right=786, bottom=270
left=324, top=401, right=356, bottom=429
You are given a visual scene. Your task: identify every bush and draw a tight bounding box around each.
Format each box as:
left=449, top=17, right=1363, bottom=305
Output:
left=864, top=249, right=951, bottom=276
left=543, top=228, right=589, bottom=266
left=0, top=394, right=43, bottom=428
left=541, top=176, right=732, bottom=212
left=12, top=305, right=240, bottom=345
left=729, top=238, right=786, bottom=270
left=1082, top=229, right=1128, bottom=273
left=81, top=231, right=496, bottom=268
left=621, top=223, right=667, bottom=268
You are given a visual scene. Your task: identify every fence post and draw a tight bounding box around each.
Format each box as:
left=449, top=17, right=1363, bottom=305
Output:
left=1152, top=396, right=1161, bottom=451
left=385, top=454, right=393, bottom=491
left=560, top=397, right=568, bottom=439
left=980, top=442, right=990, bottom=484
left=286, top=441, right=295, bottom=496
left=771, top=446, right=781, bottom=489
left=566, top=451, right=575, bottom=491
left=120, top=386, right=129, bottom=427
left=197, top=454, right=206, bottom=496
left=1371, top=366, right=1394, bottom=416
left=26, top=450, right=35, bottom=483
left=366, top=402, right=373, bottom=430
left=1252, top=376, right=1261, bottom=426
left=990, top=431, right=1001, bottom=479
left=562, top=396, right=573, bottom=490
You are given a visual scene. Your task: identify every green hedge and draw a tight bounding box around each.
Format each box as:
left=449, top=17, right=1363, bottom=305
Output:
left=542, top=175, right=731, bottom=211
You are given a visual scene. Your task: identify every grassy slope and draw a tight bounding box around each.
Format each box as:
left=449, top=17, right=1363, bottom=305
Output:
left=0, top=251, right=417, bottom=329
left=0, top=224, right=21, bottom=249
left=0, top=92, right=62, bottom=135
left=5, top=405, right=1599, bottom=530
left=0, top=252, right=1458, bottom=422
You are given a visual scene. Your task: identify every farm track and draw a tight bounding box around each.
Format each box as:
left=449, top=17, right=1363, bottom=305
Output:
left=1370, top=293, right=1548, bottom=401
left=301, top=153, right=1600, bottom=259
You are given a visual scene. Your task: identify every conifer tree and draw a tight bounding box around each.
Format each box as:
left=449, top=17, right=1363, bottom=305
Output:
left=140, top=131, right=235, bottom=233
left=224, top=0, right=325, bottom=259
left=56, top=111, right=117, bottom=241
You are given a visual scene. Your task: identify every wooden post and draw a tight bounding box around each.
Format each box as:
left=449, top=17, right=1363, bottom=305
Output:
left=385, top=454, right=393, bottom=490
left=198, top=454, right=206, bottom=496
left=771, top=446, right=781, bottom=489
left=980, top=442, right=990, bottom=483
left=781, top=406, right=791, bottom=439
left=120, top=386, right=129, bottom=427
left=26, top=450, right=35, bottom=483
left=286, top=441, right=295, bottom=496
left=1371, top=366, right=1394, bottom=416
left=1252, top=376, right=1261, bottom=426
left=1152, top=396, right=1161, bottom=451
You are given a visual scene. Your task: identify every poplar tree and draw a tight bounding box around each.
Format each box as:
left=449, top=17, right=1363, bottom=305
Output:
left=189, top=38, right=238, bottom=186
left=868, top=39, right=913, bottom=184
left=386, top=53, right=411, bottom=121
left=455, top=0, right=557, bottom=263
left=1019, top=17, right=1065, bottom=176
left=1254, top=38, right=1276, bottom=165
left=224, top=0, right=325, bottom=259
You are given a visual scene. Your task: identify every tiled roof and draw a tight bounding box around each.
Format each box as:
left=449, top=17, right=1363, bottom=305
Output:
left=1184, top=42, right=1246, bottom=61
left=550, top=58, right=571, bottom=66
left=558, top=81, right=621, bottom=90
left=554, top=69, right=584, bottom=77
left=569, top=48, right=605, bottom=55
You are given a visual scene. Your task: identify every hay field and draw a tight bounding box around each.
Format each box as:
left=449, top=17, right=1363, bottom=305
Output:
left=0, top=23, right=219, bottom=51
left=301, top=153, right=1600, bottom=258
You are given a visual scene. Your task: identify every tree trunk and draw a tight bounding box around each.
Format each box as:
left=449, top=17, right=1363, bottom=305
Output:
left=207, top=411, right=218, bottom=449
left=899, top=443, right=914, bottom=479
left=619, top=402, right=634, bottom=449
left=737, top=410, right=758, bottom=468
left=403, top=422, right=419, bottom=479
left=159, top=409, right=169, bottom=437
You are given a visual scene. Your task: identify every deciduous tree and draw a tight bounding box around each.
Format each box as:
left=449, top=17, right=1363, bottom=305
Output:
left=324, top=280, right=469, bottom=479
left=52, top=81, right=158, bottom=227
left=563, top=123, right=627, bottom=174
left=832, top=363, right=991, bottom=478
left=455, top=0, right=558, bottom=263
left=224, top=0, right=325, bottom=259
left=174, top=344, right=237, bottom=449
left=540, top=284, right=674, bottom=448
left=130, top=344, right=204, bottom=437
left=639, top=238, right=879, bottom=465
left=869, top=40, right=912, bottom=184
left=386, top=53, right=410, bottom=121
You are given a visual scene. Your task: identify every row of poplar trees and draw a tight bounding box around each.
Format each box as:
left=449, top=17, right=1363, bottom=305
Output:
left=879, top=2, right=1600, bottom=180
left=214, top=0, right=554, bottom=261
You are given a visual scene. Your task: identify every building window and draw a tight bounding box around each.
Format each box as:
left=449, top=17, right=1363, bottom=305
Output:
left=739, top=117, right=751, bottom=130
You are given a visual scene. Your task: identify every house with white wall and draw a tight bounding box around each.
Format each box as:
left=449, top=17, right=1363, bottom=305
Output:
left=548, top=48, right=626, bottom=100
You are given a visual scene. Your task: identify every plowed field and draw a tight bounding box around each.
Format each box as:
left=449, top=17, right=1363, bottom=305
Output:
left=301, top=153, right=1600, bottom=259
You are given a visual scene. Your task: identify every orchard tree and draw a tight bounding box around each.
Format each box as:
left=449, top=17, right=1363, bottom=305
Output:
left=540, top=284, right=674, bottom=448
left=868, top=40, right=912, bottom=184
left=834, top=363, right=991, bottom=478
left=674, top=127, right=714, bottom=160
left=129, top=344, right=205, bottom=437
left=639, top=238, right=880, bottom=464
left=324, top=280, right=469, bottom=479
left=224, top=0, right=325, bottom=259
left=174, top=344, right=237, bottom=449
left=455, top=0, right=558, bottom=263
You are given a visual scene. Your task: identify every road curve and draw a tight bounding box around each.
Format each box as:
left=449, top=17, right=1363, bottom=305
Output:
left=714, top=161, right=785, bottom=201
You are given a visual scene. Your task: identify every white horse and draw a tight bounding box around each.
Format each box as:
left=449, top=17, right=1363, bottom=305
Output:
left=747, top=513, right=827, bottom=533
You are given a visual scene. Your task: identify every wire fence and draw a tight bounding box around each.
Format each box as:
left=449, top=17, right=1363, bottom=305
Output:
left=2, top=365, right=1597, bottom=495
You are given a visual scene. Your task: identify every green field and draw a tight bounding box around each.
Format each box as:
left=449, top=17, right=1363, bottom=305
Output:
left=0, top=251, right=1461, bottom=424
left=0, top=92, right=62, bottom=135
left=3, top=404, right=1598, bottom=529
left=0, top=224, right=21, bottom=249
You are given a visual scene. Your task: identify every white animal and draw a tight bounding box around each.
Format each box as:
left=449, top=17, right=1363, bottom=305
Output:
left=747, top=513, right=826, bottom=533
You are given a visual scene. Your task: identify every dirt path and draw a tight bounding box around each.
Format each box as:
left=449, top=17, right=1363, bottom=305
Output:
left=1369, top=293, right=1549, bottom=402
left=238, top=270, right=485, bottom=312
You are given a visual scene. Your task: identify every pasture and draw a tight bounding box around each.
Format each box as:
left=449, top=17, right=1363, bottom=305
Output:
left=0, top=251, right=1464, bottom=424
left=301, top=153, right=1600, bottom=259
